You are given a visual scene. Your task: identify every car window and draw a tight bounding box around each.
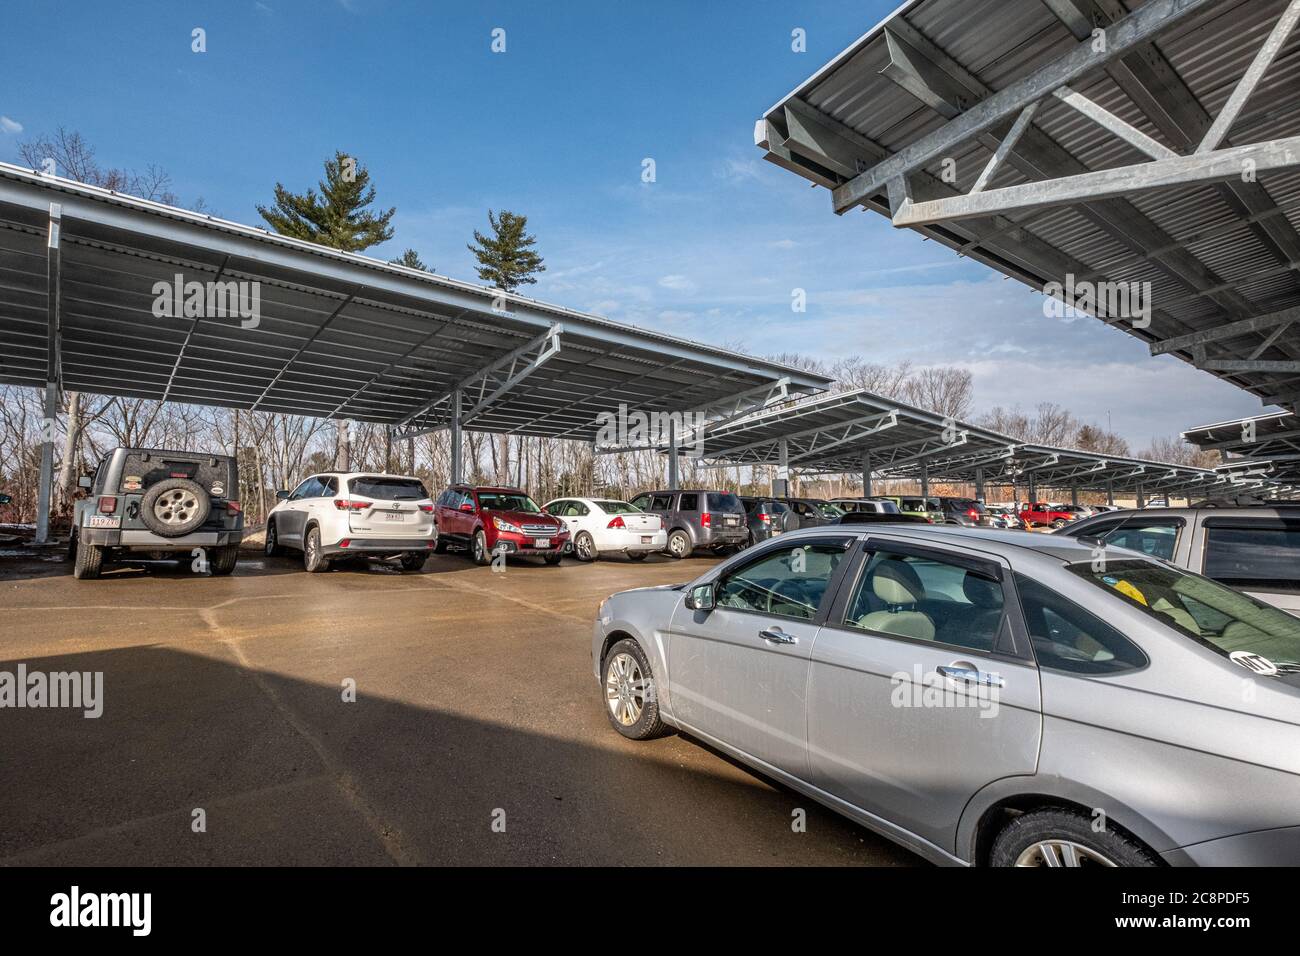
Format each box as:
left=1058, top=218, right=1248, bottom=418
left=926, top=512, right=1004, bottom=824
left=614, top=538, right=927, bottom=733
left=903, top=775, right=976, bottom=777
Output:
left=650, top=494, right=673, bottom=511
left=1202, top=521, right=1300, bottom=593
left=708, top=492, right=741, bottom=512
left=1015, top=571, right=1147, bottom=674
left=715, top=540, right=852, bottom=621
left=318, top=476, right=338, bottom=497
left=629, top=494, right=650, bottom=510
left=596, top=500, right=639, bottom=515
left=816, top=502, right=845, bottom=518
left=289, top=477, right=318, bottom=501
left=678, top=493, right=699, bottom=511
left=1066, top=557, right=1300, bottom=673
left=477, top=492, right=541, bottom=513
left=569, top=501, right=590, bottom=517
left=843, top=549, right=1005, bottom=653
left=1097, top=520, right=1181, bottom=561
left=350, top=476, right=426, bottom=500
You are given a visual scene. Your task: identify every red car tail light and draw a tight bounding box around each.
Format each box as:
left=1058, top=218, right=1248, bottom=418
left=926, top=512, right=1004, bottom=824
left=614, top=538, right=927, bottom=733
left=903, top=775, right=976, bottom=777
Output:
left=333, top=499, right=369, bottom=511
left=759, top=513, right=771, bottom=524
left=418, top=504, right=433, bottom=513
left=226, top=501, right=242, bottom=514
left=97, top=496, right=117, bottom=514
left=339, top=539, right=350, bottom=548
left=607, top=516, right=626, bottom=529
left=966, top=508, right=980, bottom=520
left=701, top=512, right=712, bottom=527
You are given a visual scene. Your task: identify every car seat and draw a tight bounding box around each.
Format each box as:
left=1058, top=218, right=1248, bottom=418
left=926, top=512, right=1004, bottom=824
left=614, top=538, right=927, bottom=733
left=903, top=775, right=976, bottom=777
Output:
left=855, top=558, right=935, bottom=640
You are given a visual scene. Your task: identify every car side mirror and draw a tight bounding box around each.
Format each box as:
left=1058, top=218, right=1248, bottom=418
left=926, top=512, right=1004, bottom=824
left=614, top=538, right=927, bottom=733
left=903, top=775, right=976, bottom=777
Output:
left=684, top=582, right=715, bottom=612
left=276, top=490, right=290, bottom=501
left=459, top=502, right=474, bottom=513
left=78, top=475, right=93, bottom=489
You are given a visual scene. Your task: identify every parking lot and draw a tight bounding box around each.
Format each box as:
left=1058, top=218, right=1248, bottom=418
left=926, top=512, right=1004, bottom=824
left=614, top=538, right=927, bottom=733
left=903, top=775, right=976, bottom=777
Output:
left=0, top=546, right=918, bottom=867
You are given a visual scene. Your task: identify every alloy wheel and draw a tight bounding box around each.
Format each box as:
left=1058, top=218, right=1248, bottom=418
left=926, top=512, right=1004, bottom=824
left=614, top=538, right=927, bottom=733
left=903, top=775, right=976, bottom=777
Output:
left=1014, top=840, right=1117, bottom=867
left=155, top=488, right=199, bottom=526
left=605, top=652, right=647, bottom=727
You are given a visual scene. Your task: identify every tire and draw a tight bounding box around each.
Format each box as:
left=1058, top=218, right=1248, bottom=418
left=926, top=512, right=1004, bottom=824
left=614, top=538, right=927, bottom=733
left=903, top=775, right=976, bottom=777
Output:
left=73, top=535, right=104, bottom=580
left=601, top=638, right=670, bottom=740
left=433, top=534, right=449, bottom=554
left=573, top=531, right=597, bottom=562
left=666, top=529, right=691, bottom=559
left=400, top=551, right=427, bottom=572
left=471, top=529, right=491, bottom=566
left=303, top=526, right=331, bottom=573
left=265, top=519, right=284, bottom=557
left=626, top=550, right=648, bottom=561
left=544, top=553, right=563, bottom=566
left=989, top=808, right=1160, bottom=868
left=1051, top=519, right=1067, bottom=529
left=139, top=478, right=211, bottom=537
left=209, top=544, right=239, bottom=576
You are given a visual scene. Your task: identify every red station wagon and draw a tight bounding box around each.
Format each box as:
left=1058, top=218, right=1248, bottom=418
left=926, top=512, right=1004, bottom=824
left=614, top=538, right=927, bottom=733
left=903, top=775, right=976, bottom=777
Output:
left=434, top=485, right=569, bottom=565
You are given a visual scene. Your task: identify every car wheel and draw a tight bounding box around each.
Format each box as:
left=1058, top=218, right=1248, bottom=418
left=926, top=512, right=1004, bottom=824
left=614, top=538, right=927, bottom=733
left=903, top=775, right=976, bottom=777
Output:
left=139, top=478, right=211, bottom=537
left=667, top=530, right=691, bottom=559
left=989, top=809, right=1159, bottom=867
left=602, top=638, right=670, bottom=740
left=400, top=552, right=427, bottom=572
left=573, top=531, right=597, bottom=561
left=471, top=529, right=491, bottom=566
left=209, top=544, right=239, bottom=576
left=1051, top=519, right=1067, bottom=529
left=73, top=535, right=104, bottom=580
left=265, top=519, right=284, bottom=557
left=303, top=527, right=330, bottom=573
left=433, top=534, right=449, bottom=554
left=626, top=550, right=648, bottom=561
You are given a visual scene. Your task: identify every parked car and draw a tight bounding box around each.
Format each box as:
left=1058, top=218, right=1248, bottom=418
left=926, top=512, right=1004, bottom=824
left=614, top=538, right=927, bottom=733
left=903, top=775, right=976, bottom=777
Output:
left=739, top=496, right=799, bottom=546
left=434, top=485, right=568, bottom=565
left=1059, top=501, right=1300, bottom=616
left=877, top=495, right=941, bottom=523
left=1019, top=501, right=1078, bottom=529
left=69, top=447, right=243, bottom=580
left=267, top=472, right=435, bottom=572
left=830, top=497, right=901, bottom=515
left=781, top=497, right=845, bottom=529
left=834, top=512, right=931, bottom=525
left=542, top=497, right=665, bottom=561
left=593, top=524, right=1300, bottom=866
left=937, top=496, right=991, bottom=527
left=628, top=489, right=747, bottom=558
left=984, top=504, right=1027, bottom=530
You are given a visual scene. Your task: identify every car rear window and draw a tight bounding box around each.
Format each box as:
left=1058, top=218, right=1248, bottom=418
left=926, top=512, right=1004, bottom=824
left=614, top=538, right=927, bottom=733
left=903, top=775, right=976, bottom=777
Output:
left=596, top=500, right=639, bottom=514
left=707, top=493, right=742, bottom=512
left=350, top=476, right=428, bottom=501
left=120, top=452, right=232, bottom=496
left=1203, top=520, right=1300, bottom=593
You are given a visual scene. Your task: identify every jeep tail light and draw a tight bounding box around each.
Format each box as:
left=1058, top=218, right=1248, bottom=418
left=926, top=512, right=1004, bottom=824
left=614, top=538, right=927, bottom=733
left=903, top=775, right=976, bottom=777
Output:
left=607, top=516, right=626, bottom=529
left=226, top=501, right=242, bottom=514
left=333, top=499, right=369, bottom=511
left=97, top=496, right=117, bottom=514
left=701, top=512, right=712, bottom=527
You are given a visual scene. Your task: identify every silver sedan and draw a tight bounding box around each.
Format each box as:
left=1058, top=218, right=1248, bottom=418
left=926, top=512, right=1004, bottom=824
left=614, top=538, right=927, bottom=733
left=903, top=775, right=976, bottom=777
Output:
left=592, top=524, right=1300, bottom=866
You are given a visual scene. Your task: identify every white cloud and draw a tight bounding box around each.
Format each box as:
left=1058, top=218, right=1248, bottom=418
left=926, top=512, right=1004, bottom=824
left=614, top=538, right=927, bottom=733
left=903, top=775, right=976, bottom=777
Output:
left=658, top=274, right=697, bottom=293
left=0, top=116, right=23, bottom=134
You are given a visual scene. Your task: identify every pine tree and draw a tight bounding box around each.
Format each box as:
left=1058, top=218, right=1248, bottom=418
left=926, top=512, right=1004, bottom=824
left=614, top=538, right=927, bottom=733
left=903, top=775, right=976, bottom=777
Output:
left=467, top=210, right=546, bottom=292
left=390, top=248, right=432, bottom=271
left=257, top=151, right=395, bottom=252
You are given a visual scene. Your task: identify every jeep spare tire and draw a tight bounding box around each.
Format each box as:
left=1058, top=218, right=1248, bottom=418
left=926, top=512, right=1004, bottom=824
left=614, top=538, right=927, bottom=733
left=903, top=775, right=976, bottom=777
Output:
left=140, top=478, right=211, bottom=537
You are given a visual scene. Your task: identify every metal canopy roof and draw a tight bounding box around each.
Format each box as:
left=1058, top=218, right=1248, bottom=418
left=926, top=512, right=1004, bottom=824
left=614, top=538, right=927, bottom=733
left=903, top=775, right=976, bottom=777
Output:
left=1184, top=409, right=1300, bottom=484
left=0, top=162, right=829, bottom=439
left=756, top=0, right=1300, bottom=415
left=698, top=387, right=1257, bottom=495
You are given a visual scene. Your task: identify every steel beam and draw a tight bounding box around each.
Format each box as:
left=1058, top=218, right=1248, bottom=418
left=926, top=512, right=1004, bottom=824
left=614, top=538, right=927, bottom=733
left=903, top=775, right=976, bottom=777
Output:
left=1151, top=304, right=1300, bottom=355
left=1052, top=85, right=1177, bottom=160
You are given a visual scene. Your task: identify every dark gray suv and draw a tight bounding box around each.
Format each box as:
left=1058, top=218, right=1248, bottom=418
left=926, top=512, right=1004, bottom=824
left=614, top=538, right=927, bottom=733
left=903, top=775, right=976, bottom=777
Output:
left=69, top=447, right=243, bottom=579
left=629, top=489, right=747, bottom=558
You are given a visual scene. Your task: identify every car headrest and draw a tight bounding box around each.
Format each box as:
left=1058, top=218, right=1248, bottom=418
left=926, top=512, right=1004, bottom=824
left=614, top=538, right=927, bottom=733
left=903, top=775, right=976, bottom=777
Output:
left=962, top=572, right=1002, bottom=609
left=871, top=558, right=925, bottom=606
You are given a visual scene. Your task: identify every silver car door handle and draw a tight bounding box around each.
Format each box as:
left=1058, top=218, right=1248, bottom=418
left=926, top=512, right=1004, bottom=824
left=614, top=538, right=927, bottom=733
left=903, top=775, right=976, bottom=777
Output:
left=937, top=664, right=1004, bottom=688
left=759, top=627, right=798, bottom=645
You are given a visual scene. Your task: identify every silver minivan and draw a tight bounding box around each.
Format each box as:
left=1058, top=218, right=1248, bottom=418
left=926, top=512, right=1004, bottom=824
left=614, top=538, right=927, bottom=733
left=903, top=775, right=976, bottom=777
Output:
left=593, top=525, right=1300, bottom=866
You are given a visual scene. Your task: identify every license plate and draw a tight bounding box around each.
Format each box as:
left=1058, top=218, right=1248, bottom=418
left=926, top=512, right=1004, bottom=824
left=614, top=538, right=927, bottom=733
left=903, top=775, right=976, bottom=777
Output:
left=384, top=512, right=405, bottom=522
left=771, top=529, right=782, bottom=535
left=641, top=536, right=652, bottom=544
left=86, top=515, right=120, bottom=528
left=532, top=538, right=551, bottom=548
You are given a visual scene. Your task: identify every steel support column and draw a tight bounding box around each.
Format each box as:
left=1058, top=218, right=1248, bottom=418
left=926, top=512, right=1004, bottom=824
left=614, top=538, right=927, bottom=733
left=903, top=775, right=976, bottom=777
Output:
left=35, top=382, right=57, bottom=545
left=36, top=202, right=62, bottom=546
left=667, top=419, right=680, bottom=490
left=450, top=390, right=463, bottom=484
left=975, top=468, right=985, bottom=502
left=920, top=461, right=930, bottom=499
left=1071, top=486, right=1080, bottom=507
left=862, top=450, right=872, bottom=497
left=773, top=437, right=790, bottom=497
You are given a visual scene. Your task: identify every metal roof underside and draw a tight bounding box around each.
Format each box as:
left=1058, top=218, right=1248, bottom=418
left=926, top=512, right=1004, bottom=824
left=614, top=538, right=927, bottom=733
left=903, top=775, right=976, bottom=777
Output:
left=697, top=388, right=1276, bottom=495
left=1184, top=409, right=1300, bottom=484
left=757, top=0, right=1300, bottom=415
left=0, top=163, right=829, bottom=440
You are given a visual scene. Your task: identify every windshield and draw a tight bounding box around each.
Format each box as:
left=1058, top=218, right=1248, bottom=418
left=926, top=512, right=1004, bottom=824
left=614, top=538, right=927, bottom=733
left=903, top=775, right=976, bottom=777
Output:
left=596, top=500, right=640, bottom=515
left=815, top=501, right=845, bottom=518
left=477, top=492, right=541, bottom=513
left=1068, top=558, right=1300, bottom=675
left=350, top=476, right=428, bottom=501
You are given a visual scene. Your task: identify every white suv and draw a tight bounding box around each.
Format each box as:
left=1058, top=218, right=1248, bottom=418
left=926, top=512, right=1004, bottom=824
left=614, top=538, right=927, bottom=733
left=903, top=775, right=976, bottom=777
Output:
left=267, top=472, right=436, bottom=572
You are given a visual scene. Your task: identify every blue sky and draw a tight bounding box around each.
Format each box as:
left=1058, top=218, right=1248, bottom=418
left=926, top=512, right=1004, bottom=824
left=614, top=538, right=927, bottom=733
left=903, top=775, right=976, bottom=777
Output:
left=0, top=0, right=1269, bottom=446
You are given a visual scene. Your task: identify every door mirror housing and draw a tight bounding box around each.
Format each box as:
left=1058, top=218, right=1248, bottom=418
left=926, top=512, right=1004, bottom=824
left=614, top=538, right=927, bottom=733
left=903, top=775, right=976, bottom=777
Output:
left=684, top=582, right=715, bottom=612
left=275, top=489, right=290, bottom=501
